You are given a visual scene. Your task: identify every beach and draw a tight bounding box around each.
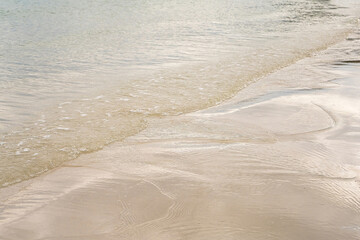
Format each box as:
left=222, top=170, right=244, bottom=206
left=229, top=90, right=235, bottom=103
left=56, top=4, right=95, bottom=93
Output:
left=2, top=0, right=360, bottom=188
left=0, top=26, right=359, bottom=239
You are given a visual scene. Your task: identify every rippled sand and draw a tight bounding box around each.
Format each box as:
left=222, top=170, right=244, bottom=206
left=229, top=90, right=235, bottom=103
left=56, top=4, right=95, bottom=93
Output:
left=1, top=33, right=360, bottom=239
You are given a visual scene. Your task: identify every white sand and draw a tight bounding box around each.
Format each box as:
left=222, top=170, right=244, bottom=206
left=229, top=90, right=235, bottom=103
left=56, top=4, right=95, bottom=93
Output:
left=1, top=33, right=360, bottom=240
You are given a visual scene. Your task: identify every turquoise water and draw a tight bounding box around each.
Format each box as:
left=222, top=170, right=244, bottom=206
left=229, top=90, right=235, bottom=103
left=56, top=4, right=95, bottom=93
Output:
left=0, top=0, right=359, bottom=186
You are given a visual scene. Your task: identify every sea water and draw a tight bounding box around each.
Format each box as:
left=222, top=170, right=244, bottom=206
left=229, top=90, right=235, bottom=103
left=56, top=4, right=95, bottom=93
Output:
left=0, top=0, right=359, bottom=187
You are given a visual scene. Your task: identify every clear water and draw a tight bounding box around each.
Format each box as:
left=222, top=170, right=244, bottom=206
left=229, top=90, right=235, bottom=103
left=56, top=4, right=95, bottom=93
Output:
left=0, top=0, right=359, bottom=187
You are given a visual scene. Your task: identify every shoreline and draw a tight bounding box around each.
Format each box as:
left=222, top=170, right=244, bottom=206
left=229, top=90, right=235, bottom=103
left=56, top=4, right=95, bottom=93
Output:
left=1, top=31, right=360, bottom=239
left=0, top=22, right=357, bottom=189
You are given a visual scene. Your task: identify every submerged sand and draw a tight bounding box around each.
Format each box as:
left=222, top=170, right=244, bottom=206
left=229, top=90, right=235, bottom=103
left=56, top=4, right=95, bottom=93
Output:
left=0, top=32, right=360, bottom=239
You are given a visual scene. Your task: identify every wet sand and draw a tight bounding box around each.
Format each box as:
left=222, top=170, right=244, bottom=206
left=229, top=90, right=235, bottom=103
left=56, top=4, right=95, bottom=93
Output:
left=1, top=33, right=360, bottom=239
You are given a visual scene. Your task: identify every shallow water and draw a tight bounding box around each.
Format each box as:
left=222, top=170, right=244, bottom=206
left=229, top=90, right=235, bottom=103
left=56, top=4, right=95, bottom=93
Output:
left=0, top=29, right=359, bottom=239
left=0, top=0, right=359, bottom=186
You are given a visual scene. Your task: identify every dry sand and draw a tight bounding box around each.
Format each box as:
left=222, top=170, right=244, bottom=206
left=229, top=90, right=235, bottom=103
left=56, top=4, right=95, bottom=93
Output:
left=0, top=33, right=360, bottom=240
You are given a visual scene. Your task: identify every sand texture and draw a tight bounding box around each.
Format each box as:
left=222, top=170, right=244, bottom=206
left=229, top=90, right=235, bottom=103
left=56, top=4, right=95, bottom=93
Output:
left=0, top=32, right=360, bottom=240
